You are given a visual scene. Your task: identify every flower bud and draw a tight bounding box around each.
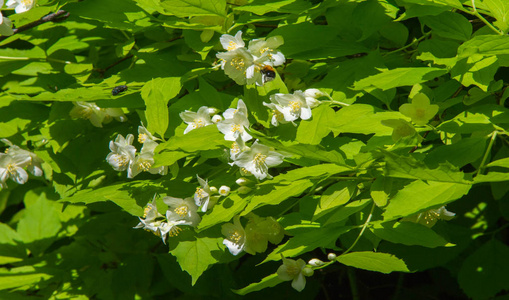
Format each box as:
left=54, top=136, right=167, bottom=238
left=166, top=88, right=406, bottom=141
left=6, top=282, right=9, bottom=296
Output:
left=209, top=186, right=218, bottom=194
left=235, top=177, right=251, bottom=186
left=304, top=88, right=326, bottom=99
left=207, top=107, right=219, bottom=115
left=327, top=253, right=337, bottom=261
left=212, top=114, right=223, bottom=123
left=219, top=185, right=230, bottom=196
left=237, top=186, right=252, bottom=194
left=302, top=267, right=314, bottom=277
left=308, top=258, right=324, bottom=267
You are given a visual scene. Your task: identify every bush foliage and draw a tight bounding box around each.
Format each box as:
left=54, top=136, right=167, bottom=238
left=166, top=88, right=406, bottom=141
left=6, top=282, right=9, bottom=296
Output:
left=1, top=0, right=509, bottom=299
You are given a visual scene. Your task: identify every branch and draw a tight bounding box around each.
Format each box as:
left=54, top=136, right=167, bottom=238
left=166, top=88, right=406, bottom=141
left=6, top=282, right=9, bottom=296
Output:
left=0, top=10, right=70, bottom=42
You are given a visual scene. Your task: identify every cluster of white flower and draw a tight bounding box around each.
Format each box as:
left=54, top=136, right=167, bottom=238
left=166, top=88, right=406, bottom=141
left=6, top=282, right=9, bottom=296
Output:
left=0, top=0, right=35, bottom=36
left=221, top=213, right=284, bottom=256
left=106, top=125, right=168, bottom=178
left=0, top=139, right=43, bottom=189
left=216, top=31, right=285, bottom=85
left=70, top=101, right=127, bottom=128
left=134, top=196, right=201, bottom=243
left=193, top=174, right=230, bottom=212
left=263, top=89, right=325, bottom=126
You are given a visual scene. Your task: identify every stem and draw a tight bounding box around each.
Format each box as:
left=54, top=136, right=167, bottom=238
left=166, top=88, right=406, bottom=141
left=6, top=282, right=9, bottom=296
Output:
left=343, top=202, right=375, bottom=255
left=470, top=0, right=504, bottom=35
left=383, top=31, right=431, bottom=56
left=347, top=268, right=360, bottom=300
left=325, top=94, right=350, bottom=106
left=477, top=131, right=498, bottom=176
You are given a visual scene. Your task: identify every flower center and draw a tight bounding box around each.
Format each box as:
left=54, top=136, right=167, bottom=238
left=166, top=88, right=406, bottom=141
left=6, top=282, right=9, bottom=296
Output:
left=169, top=225, right=182, bottom=237
left=6, top=164, right=17, bottom=176
left=285, top=264, right=300, bottom=277
left=194, top=118, right=205, bottom=128
left=139, top=160, right=151, bottom=171
left=195, top=187, right=206, bottom=199
left=138, top=133, right=147, bottom=143
left=241, top=167, right=252, bottom=175
left=289, top=101, right=301, bottom=113
left=231, top=142, right=240, bottom=154
left=229, top=231, right=242, bottom=244
left=115, top=155, right=129, bottom=167
left=272, top=109, right=284, bottom=121
left=231, top=124, right=242, bottom=132
left=231, top=57, right=245, bottom=70
left=175, top=205, right=189, bottom=217
left=21, top=0, right=33, bottom=6
left=415, top=108, right=426, bottom=119
left=143, top=206, right=151, bottom=218
left=227, top=41, right=237, bottom=51
left=253, top=153, right=267, bottom=168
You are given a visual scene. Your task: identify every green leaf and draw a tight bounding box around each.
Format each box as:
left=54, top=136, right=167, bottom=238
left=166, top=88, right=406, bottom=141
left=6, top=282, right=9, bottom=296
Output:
left=0, top=266, right=52, bottom=291
left=484, top=0, right=509, bottom=33
left=242, top=179, right=313, bottom=215
left=381, top=150, right=470, bottom=183
left=233, top=0, right=311, bottom=15
left=486, top=157, right=509, bottom=168
left=372, top=221, right=451, bottom=248
left=474, top=172, right=509, bottom=183
left=159, top=0, right=226, bottom=17
left=141, top=77, right=182, bottom=138
left=263, top=225, right=354, bottom=263
left=313, top=182, right=357, bottom=220
left=401, top=0, right=463, bottom=9
left=458, top=239, right=509, bottom=300
left=370, top=176, right=391, bottom=207
left=324, top=199, right=372, bottom=226
left=424, top=137, right=487, bottom=168
left=296, top=105, right=335, bottom=145
left=458, top=35, right=509, bottom=58
left=233, top=274, right=282, bottom=295
left=383, top=180, right=471, bottom=220
left=16, top=197, right=62, bottom=255
left=336, top=251, right=409, bottom=274
left=170, top=234, right=223, bottom=285
left=421, top=12, right=472, bottom=41
left=330, top=104, right=405, bottom=135
left=450, top=56, right=499, bottom=91
left=157, top=126, right=230, bottom=153
left=198, top=193, right=249, bottom=231
left=353, top=67, right=448, bottom=91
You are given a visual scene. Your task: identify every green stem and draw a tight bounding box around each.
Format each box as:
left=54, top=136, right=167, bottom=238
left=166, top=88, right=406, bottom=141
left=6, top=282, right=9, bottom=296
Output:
left=347, top=268, right=360, bottom=300
left=383, top=31, right=431, bottom=56
left=343, top=202, right=375, bottom=255
left=470, top=0, right=504, bottom=35
left=476, top=131, right=498, bottom=176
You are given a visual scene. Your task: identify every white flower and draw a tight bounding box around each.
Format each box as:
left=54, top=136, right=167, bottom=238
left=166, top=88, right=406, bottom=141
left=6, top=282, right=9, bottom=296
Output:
left=6, top=0, right=35, bottom=13
left=212, top=115, right=223, bottom=123
left=179, top=106, right=213, bottom=134
left=138, top=125, right=158, bottom=144
left=0, top=153, right=30, bottom=188
left=262, top=101, right=288, bottom=127
left=235, top=177, right=250, bottom=186
left=266, top=91, right=312, bottom=125
left=229, top=135, right=249, bottom=162
left=277, top=257, right=307, bottom=292
left=128, top=141, right=167, bottom=178
left=216, top=47, right=255, bottom=85
left=106, top=134, right=136, bottom=172
left=194, top=175, right=212, bottom=212
left=134, top=197, right=187, bottom=244
left=247, top=36, right=285, bottom=66
left=218, top=185, right=230, bottom=196
left=233, top=141, right=283, bottom=180
left=303, top=88, right=325, bottom=108
left=221, top=215, right=246, bottom=256
left=2, top=139, right=43, bottom=177
left=217, top=112, right=252, bottom=142
left=163, top=196, right=201, bottom=227
left=401, top=206, right=455, bottom=228
left=220, top=31, right=245, bottom=51
left=308, top=258, right=324, bottom=267
left=223, top=99, right=248, bottom=120
left=70, top=101, right=126, bottom=127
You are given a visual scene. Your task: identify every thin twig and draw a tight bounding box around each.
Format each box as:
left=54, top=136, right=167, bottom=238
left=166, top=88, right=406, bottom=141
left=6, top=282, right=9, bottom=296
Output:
left=0, top=10, right=70, bottom=42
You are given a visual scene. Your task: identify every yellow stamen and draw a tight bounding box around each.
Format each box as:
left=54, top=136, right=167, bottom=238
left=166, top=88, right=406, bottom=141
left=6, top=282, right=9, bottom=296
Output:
left=139, top=161, right=151, bottom=171
left=231, top=124, right=242, bottom=132
left=138, top=134, right=147, bottom=143
left=194, top=119, right=205, bottom=128
left=289, top=101, right=301, bottom=113
left=253, top=153, right=267, bottom=168
left=229, top=231, right=242, bottom=243
left=175, top=205, right=189, bottom=218
left=230, top=57, right=245, bottom=70
left=195, top=187, right=206, bottom=199
left=227, top=41, right=237, bottom=51
left=169, top=226, right=183, bottom=237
